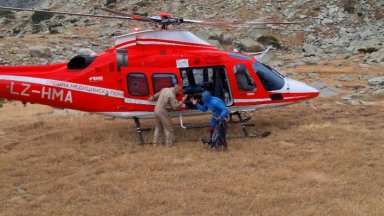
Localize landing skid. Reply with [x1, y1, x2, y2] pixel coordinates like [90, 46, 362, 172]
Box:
[132, 112, 271, 145]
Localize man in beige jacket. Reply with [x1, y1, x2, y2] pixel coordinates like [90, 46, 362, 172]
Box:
[149, 85, 187, 147]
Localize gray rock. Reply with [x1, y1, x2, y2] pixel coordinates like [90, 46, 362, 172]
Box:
[237, 38, 263, 52]
[305, 34, 317, 44]
[320, 86, 340, 97]
[245, 29, 268, 40]
[310, 81, 340, 97]
[335, 75, 354, 82]
[368, 76, 384, 86]
[195, 29, 223, 42]
[307, 72, 320, 78]
[207, 39, 221, 48]
[303, 57, 319, 65]
[349, 38, 381, 52]
[359, 64, 370, 70]
[348, 99, 362, 106]
[373, 88, 384, 95]
[303, 43, 318, 56]
[364, 49, 384, 63]
[310, 81, 327, 90]
[29, 46, 51, 58]
[16, 187, 25, 194]
[332, 38, 350, 48]
[0, 0, 40, 8]
[221, 34, 234, 46]
[343, 53, 353, 59]
[321, 19, 334, 25]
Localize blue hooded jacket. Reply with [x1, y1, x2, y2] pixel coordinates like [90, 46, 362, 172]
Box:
[196, 91, 229, 126]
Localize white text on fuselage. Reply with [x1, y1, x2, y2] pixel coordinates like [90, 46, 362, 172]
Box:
[9, 81, 73, 103]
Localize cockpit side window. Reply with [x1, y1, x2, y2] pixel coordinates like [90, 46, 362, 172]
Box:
[252, 62, 285, 91]
[234, 64, 256, 92]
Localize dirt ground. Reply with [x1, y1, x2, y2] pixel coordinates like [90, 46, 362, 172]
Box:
[1, 59, 384, 215]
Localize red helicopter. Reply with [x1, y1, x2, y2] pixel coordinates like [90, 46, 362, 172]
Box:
[0, 6, 319, 143]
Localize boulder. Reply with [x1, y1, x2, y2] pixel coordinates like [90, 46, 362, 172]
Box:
[237, 37, 263, 52]
[335, 75, 354, 82]
[367, 76, 384, 86]
[321, 18, 334, 25]
[195, 29, 223, 42]
[221, 34, 234, 46]
[245, 29, 268, 41]
[303, 57, 319, 65]
[29, 46, 51, 58]
[364, 49, 384, 63]
[310, 81, 340, 97]
[319, 86, 340, 97]
[303, 43, 319, 56]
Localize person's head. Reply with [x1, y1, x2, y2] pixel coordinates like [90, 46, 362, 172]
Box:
[174, 85, 183, 95]
[202, 91, 212, 102]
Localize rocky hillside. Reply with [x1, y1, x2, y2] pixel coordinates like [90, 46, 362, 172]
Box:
[0, 0, 383, 65]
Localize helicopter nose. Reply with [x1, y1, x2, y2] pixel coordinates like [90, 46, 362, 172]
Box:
[287, 79, 319, 99]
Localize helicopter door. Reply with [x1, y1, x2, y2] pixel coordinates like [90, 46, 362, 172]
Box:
[180, 66, 233, 107]
[233, 64, 257, 98]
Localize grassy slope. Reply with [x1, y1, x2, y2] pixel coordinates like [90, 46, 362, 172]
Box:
[0, 59, 383, 215]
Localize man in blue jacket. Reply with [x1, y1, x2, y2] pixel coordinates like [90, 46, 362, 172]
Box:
[191, 91, 229, 148]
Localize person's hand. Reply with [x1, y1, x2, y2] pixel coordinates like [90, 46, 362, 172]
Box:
[182, 94, 188, 102]
[191, 97, 197, 105]
[148, 96, 153, 101]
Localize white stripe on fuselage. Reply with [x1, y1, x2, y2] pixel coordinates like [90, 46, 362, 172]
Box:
[0, 75, 124, 98]
[234, 98, 271, 103]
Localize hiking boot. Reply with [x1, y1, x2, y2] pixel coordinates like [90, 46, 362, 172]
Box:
[202, 137, 211, 144]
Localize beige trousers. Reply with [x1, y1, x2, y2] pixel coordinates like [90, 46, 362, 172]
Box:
[153, 110, 174, 146]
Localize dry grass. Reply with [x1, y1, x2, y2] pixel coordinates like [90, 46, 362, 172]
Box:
[1, 59, 384, 215]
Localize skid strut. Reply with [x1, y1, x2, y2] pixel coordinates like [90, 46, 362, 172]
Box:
[231, 112, 256, 138]
[133, 117, 151, 145]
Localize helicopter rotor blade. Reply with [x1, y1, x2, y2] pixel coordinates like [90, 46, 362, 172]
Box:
[101, 8, 301, 28]
[100, 8, 158, 22]
[0, 6, 153, 22]
[0, 5, 302, 30]
[182, 18, 301, 27]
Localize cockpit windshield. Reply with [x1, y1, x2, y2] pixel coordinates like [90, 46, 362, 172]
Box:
[252, 62, 285, 91]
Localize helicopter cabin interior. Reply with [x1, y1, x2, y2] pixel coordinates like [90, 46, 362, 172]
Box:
[180, 66, 233, 109]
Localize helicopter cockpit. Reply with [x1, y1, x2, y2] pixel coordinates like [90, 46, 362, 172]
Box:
[252, 62, 285, 91]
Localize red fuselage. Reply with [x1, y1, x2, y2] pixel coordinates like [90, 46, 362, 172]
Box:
[0, 30, 319, 118]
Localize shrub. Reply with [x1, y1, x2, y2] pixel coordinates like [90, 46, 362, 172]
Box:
[0, 10, 15, 19]
[358, 47, 379, 54]
[257, 36, 281, 49]
[340, 0, 357, 14]
[135, 0, 151, 8]
[104, 0, 117, 8]
[104, 0, 117, 6]
[31, 11, 54, 23]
